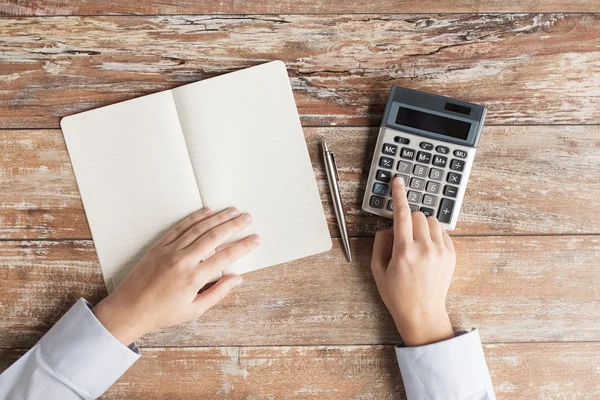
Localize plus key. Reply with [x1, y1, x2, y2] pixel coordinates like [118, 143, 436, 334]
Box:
[437, 198, 455, 224]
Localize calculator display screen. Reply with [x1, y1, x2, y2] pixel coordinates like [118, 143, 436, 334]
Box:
[395, 106, 471, 140]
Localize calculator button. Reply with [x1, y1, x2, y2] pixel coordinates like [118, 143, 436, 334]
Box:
[450, 159, 465, 172]
[394, 136, 410, 144]
[422, 194, 438, 207]
[409, 177, 425, 190]
[416, 151, 432, 164]
[370, 195, 385, 209]
[413, 164, 429, 178]
[400, 148, 415, 160]
[435, 145, 450, 154]
[432, 155, 447, 168]
[407, 191, 422, 204]
[397, 160, 412, 174]
[387, 200, 394, 211]
[419, 142, 433, 150]
[437, 198, 455, 223]
[379, 156, 394, 169]
[382, 143, 398, 156]
[373, 182, 389, 196]
[443, 185, 459, 198]
[429, 168, 444, 181]
[409, 204, 420, 212]
[447, 172, 462, 185]
[425, 181, 441, 194]
[454, 149, 468, 158]
[375, 169, 392, 183]
[395, 174, 410, 186]
[420, 207, 435, 217]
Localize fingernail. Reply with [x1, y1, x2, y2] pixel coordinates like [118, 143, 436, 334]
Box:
[394, 177, 404, 186]
[202, 207, 211, 214]
[229, 207, 239, 216]
[231, 276, 243, 288]
[243, 213, 253, 223]
[251, 234, 261, 243]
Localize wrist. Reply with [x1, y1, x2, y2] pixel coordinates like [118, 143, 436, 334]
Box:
[93, 296, 145, 345]
[395, 308, 454, 347]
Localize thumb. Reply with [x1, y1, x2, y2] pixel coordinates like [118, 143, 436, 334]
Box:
[192, 275, 243, 316]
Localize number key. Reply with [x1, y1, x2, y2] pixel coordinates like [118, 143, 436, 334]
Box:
[429, 168, 444, 181]
[370, 195, 385, 209]
[422, 194, 438, 207]
[407, 190, 422, 204]
[413, 164, 428, 178]
[410, 177, 425, 190]
[397, 160, 412, 173]
[425, 181, 440, 194]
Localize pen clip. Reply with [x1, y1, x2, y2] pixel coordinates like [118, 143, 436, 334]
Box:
[330, 152, 340, 182]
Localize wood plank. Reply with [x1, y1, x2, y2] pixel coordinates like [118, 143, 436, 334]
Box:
[1, 14, 600, 128]
[2, 342, 599, 399]
[2, 236, 599, 348]
[2, 126, 599, 239]
[2, 0, 599, 15]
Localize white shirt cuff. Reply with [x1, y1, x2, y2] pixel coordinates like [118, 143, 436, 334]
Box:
[395, 329, 495, 400]
[39, 298, 141, 398]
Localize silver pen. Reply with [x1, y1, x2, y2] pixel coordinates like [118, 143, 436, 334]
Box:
[322, 140, 352, 263]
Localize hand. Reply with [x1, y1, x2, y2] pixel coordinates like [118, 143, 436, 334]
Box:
[371, 177, 456, 347]
[93, 207, 260, 345]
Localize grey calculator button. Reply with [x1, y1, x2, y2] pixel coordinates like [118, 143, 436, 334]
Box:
[400, 147, 415, 160]
[373, 182, 389, 196]
[387, 200, 393, 211]
[420, 142, 433, 150]
[436, 145, 449, 154]
[420, 207, 435, 217]
[407, 190, 422, 204]
[422, 194, 438, 207]
[454, 149, 468, 159]
[394, 174, 410, 186]
[397, 160, 412, 174]
[376, 169, 392, 183]
[447, 172, 462, 185]
[432, 155, 447, 168]
[416, 151, 432, 164]
[437, 198, 455, 223]
[409, 204, 419, 212]
[443, 185, 458, 198]
[370, 195, 385, 209]
[394, 136, 410, 144]
[450, 159, 465, 172]
[413, 164, 429, 178]
[425, 181, 440, 194]
[379, 156, 394, 169]
[410, 177, 425, 190]
[429, 168, 444, 181]
[382, 143, 398, 156]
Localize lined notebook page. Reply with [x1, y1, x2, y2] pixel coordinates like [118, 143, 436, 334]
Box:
[61, 91, 203, 292]
[173, 61, 331, 276]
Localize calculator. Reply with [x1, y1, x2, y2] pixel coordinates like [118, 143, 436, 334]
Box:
[361, 86, 487, 230]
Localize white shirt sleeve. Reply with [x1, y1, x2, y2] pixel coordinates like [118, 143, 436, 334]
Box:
[396, 329, 495, 400]
[0, 298, 140, 400]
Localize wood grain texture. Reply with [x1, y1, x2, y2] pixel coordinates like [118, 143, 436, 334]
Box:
[2, 342, 600, 399]
[2, 126, 599, 239]
[2, 236, 599, 348]
[2, 0, 599, 16]
[1, 14, 600, 128]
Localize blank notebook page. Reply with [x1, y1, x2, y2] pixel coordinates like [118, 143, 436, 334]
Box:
[173, 61, 332, 276]
[61, 91, 203, 292]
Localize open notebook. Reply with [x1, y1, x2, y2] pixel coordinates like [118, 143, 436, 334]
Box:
[61, 61, 332, 293]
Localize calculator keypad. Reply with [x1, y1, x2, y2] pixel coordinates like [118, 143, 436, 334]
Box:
[367, 131, 473, 228]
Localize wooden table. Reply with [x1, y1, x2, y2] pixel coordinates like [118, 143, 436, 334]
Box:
[1, 1, 600, 398]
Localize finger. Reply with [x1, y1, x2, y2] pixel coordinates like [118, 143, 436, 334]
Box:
[194, 234, 261, 281]
[174, 207, 241, 249]
[371, 228, 394, 282]
[192, 274, 243, 316]
[411, 211, 430, 242]
[159, 208, 212, 246]
[426, 216, 444, 245]
[391, 177, 413, 246]
[442, 229, 455, 253]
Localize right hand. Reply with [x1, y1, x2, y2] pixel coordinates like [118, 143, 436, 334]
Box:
[93, 207, 260, 345]
[371, 177, 456, 346]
